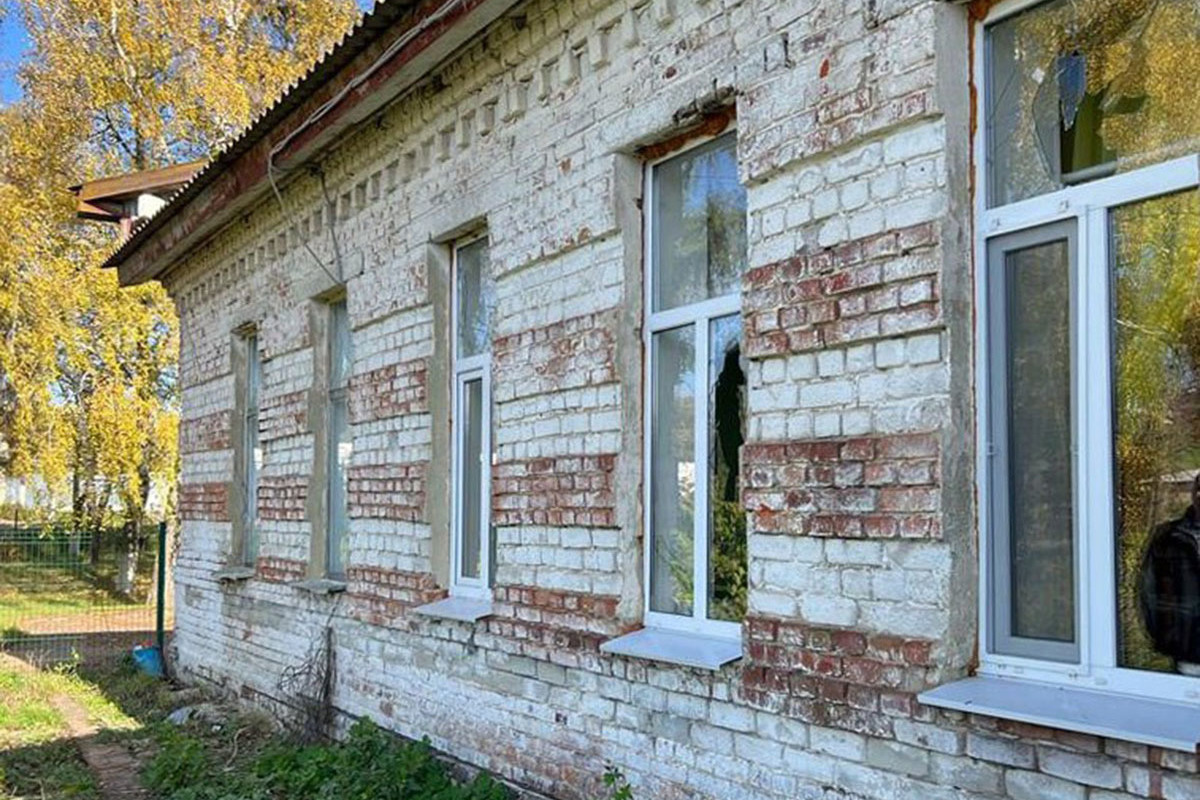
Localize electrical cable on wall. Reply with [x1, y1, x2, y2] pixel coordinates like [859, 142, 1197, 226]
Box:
[265, 0, 468, 286]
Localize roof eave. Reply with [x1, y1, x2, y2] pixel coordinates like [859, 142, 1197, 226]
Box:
[109, 0, 521, 287]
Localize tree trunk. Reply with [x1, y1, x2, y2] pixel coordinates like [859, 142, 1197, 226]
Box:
[114, 523, 139, 598]
[70, 437, 84, 559]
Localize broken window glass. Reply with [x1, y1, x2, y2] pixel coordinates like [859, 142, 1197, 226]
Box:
[987, 0, 1200, 207]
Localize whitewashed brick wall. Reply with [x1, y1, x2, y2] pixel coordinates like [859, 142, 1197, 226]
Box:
[163, 1, 1200, 798]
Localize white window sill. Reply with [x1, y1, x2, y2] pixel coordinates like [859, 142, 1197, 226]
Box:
[412, 596, 494, 622]
[919, 676, 1200, 752]
[600, 627, 742, 671]
[290, 578, 347, 595]
[212, 566, 256, 583]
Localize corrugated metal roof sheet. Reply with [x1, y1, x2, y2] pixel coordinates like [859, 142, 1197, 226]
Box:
[102, 0, 420, 270]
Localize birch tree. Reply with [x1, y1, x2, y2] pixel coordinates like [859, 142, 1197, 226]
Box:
[0, 0, 359, 593]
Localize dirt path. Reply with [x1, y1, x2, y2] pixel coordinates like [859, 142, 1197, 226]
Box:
[49, 693, 149, 799]
[18, 607, 161, 635]
[0, 653, 149, 799]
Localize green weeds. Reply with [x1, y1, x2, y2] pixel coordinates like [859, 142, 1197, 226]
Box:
[144, 719, 509, 800]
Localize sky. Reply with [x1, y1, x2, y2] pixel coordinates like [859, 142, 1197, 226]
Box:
[0, 1, 375, 107]
[0, 3, 29, 106]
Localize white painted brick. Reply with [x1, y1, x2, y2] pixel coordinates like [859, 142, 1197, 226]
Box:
[1038, 749, 1123, 790]
[1005, 770, 1087, 800]
[800, 594, 858, 627]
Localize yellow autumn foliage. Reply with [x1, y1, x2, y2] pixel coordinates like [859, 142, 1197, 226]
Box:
[0, 0, 360, 529]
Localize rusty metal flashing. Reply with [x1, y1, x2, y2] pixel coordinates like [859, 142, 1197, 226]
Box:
[72, 160, 204, 222]
[70, 161, 204, 204]
[105, 0, 517, 286]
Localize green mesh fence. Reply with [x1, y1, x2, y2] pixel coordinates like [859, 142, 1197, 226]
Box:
[0, 526, 169, 666]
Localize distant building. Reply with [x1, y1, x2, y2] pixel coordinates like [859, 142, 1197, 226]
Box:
[71, 160, 202, 239]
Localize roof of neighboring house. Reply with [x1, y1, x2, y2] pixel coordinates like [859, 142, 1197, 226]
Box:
[70, 161, 205, 222]
[104, 0, 518, 286]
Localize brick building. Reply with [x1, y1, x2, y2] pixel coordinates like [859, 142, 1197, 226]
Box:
[104, 0, 1200, 797]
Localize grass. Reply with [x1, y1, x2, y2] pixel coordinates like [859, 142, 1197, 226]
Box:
[0, 559, 151, 617]
[143, 721, 513, 800]
[0, 656, 633, 800]
[0, 741, 98, 800]
[0, 653, 169, 799]
[0, 663, 137, 749]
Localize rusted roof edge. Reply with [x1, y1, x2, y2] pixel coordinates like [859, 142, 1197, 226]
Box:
[102, 0, 436, 280]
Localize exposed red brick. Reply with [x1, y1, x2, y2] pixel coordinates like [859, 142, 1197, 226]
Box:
[180, 411, 232, 454]
[488, 585, 623, 662]
[179, 482, 229, 521]
[492, 309, 618, 400]
[739, 616, 937, 737]
[348, 462, 427, 522]
[744, 433, 941, 539]
[256, 556, 306, 584]
[258, 476, 308, 522]
[492, 454, 617, 528]
[349, 358, 428, 423]
[743, 222, 941, 357]
[260, 390, 308, 441]
[346, 566, 444, 626]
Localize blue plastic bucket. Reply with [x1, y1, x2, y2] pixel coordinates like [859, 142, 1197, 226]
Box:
[132, 644, 165, 678]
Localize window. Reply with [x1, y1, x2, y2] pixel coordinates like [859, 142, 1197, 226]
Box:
[986, 0, 1200, 206]
[241, 332, 262, 566]
[452, 237, 494, 599]
[978, 0, 1200, 701]
[326, 299, 352, 579]
[645, 131, 748, 639]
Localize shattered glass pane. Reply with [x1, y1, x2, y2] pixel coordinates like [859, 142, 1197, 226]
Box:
[987, 0, 1200, 207]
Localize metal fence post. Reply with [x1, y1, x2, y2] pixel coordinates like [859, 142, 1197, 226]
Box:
[156, 521, 167, 655]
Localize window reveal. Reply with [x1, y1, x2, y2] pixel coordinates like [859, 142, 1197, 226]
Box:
[452, 237, 493, 597]
[326, 299, 352, 579]
[646, 131, 748, 634]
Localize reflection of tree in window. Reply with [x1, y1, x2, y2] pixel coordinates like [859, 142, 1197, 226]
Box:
[989, 0, 1200, 205]
[709, 334, 747, 622]
[1112, 190, 1200, 672]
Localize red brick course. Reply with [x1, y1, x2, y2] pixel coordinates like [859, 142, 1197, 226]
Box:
[260, 390, 308, 441]
[349, 358, 428, 423]
[346, 566, 445, 626]
[743, 433, 941, 539]
[493, 309, 618, 400]
[348, 462, 427, 522]
[179, 411, 232, 454]
[740, 616, 938, 737]
[488, 585, 623, 661]
[258, 476, 308, 522]
[743, 222, 940, 358]
[492, 454, 617, 528]
[256, 556, 307, 584]
[179, 482, 230, 522]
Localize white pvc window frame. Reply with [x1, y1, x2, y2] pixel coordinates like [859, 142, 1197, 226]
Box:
[975, 0, 1200, 703]
[643, 128, 744, 642]
[451, 235, 493, 600]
